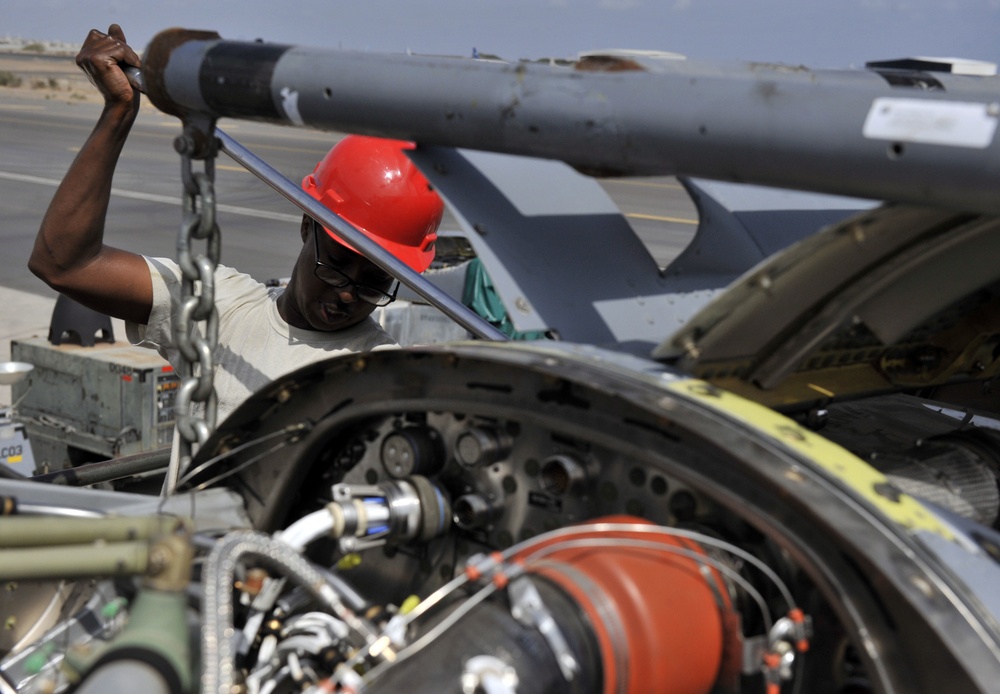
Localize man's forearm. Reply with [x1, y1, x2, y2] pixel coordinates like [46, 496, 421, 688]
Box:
[27, 96, 154, 326]
[27, 24, 154, 325]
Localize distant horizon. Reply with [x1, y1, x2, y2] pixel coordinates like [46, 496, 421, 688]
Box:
[0, 36, 81, 49]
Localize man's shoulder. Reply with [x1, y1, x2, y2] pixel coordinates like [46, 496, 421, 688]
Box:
[145, 256, 257, 285]
[214, 264, 268, 300]
[145, 255, 271, 320]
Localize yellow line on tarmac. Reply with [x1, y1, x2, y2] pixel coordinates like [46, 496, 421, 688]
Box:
[601, 178, 684, 191]
[625, 212, 698, 225]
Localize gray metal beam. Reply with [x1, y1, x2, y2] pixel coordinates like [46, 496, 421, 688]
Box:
[142, 30, 1000, 214]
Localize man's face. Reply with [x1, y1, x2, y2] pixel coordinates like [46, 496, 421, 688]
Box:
[289, 217, 396, 332]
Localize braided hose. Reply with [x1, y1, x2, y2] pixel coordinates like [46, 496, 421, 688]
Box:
[201, 530, 374, 694]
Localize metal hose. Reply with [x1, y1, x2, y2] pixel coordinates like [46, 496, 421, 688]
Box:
[277, 507, 335, 552]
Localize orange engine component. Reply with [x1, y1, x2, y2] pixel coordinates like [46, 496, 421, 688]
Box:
[517, 516, 738, 694]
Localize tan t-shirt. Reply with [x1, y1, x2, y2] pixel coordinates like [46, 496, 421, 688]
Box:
[127, 257, 396, 426]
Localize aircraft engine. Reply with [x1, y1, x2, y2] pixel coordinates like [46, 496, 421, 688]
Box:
[3, 342, 999, 694]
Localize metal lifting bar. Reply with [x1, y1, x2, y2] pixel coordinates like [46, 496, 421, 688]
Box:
[140, 29, 1000, 214]
[214, 130, 509, 341]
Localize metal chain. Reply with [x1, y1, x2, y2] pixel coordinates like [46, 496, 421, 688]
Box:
[167, 122, 221, 495]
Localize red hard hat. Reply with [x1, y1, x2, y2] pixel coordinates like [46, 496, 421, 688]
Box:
[302, 136, 444, 273]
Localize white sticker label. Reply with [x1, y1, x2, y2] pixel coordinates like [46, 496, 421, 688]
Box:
[863, 97, 998, 149]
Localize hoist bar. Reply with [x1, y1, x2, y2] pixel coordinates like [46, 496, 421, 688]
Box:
[140, 29, 1000, 214]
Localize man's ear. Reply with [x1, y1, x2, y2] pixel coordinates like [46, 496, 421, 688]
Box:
[300, 216, 312, 243]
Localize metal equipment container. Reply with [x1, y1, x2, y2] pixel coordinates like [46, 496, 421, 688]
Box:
[10, 338, 177, 472]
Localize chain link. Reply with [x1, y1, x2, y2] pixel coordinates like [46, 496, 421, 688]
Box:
[167, 122, 221, 494]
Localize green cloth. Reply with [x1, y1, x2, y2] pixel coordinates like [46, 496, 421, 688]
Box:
[462, 258, 547, 341]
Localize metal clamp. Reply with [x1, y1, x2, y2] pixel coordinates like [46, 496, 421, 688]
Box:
[508, 576, 579, 682]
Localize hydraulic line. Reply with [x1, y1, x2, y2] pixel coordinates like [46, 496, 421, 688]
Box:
[275, 476, 451, 554]
[0, 515, 185, 547]
[278, 507, 334, 552]
[8, 503, 104, 518]
[31, 448, 170, 487]
[0, 516, 191, 580]
[0, 543, 149, 580]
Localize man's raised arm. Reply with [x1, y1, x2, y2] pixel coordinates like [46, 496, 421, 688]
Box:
[29, 24, 154, 326]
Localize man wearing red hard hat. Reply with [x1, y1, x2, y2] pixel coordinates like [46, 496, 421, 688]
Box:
[284, 136, 442, 333]
[29, 25, 444, 429]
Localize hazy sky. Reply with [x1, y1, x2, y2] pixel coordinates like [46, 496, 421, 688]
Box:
[6, 0, 1000, 69]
